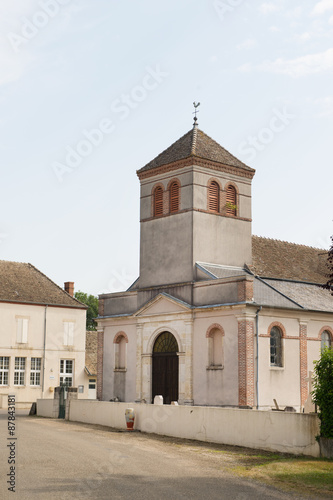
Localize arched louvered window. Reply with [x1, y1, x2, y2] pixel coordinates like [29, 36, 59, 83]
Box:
[208, 181, 219, 212]
[170, 181, 179, 213]
[226, 185, 237, 216]
[154, 186, 163, 217]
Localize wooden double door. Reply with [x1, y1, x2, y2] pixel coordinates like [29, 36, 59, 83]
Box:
[152, 332, 179, 404]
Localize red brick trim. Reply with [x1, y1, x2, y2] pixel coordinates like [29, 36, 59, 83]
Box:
[97, 329, 104, 401]
[137, 157, 255, 181]
[237, 278, 254, 302]
[113, 331, 129, 343]
[267, 321, 286, 337]
[318, 326, 333, 339]
[299, 323, 308, 407]
[238, 320, 255, 407]
[206, 323, 225, 338]
[140, 209, 252, 223]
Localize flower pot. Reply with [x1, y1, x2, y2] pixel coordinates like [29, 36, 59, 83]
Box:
[125, 408, 135, 431]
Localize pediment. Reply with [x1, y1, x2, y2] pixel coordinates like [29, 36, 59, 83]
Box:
[134, 293, 191, 317]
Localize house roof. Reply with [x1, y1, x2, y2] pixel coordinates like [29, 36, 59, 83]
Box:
[251, 236, 328, 284]
[0, 260, 86, 308]
[137, 126, 254, 174]
[85, 330, 97, 376]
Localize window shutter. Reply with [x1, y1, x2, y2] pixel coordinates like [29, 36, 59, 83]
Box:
[226, 185, 236, 215]
[64, 322, 69, 345]
[17, 318, 28, 343]
[208, 182, 219, 212]
[64, 322, 74, 346]
[68, 322, 74, 345]
[170, 182, 179, 213]
[154, 187, 163, 216]
[22, 319, 28, 343]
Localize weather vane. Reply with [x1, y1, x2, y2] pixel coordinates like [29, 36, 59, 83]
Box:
[193, 101, 200, 126]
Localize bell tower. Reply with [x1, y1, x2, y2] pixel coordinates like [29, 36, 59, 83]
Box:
[136, 122, 255, 289]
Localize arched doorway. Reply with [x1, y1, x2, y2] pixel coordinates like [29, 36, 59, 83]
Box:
[152, 331, 179, 404]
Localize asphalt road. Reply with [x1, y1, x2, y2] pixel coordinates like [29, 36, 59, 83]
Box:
[0, 409, 309, 500]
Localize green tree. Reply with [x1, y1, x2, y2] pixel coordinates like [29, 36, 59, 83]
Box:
[323, 235, 333, 296]
[312, 347, 333, 438]
[74, 291, 98, 331]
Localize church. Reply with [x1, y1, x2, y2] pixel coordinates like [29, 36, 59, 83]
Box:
[96, 119, 333, 411]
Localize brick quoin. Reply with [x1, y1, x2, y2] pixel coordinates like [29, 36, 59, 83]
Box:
[299, 323, 308, 407]
[97, 329, 104, 401]
[238, 320, 255, 407]
[237, 279, 254, 302]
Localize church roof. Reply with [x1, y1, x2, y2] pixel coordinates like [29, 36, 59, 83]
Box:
[0, 260, 86, 308]
[250, 236, 328, 285]
[137, 126, 254, 174]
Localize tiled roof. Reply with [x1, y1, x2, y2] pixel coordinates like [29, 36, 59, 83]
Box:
[0, 260, 86, 308]
[137, 127, 254, 173]
[262, 279, 333, 312]
[251, 236, 328, 284]
[85, 330, 97, 376]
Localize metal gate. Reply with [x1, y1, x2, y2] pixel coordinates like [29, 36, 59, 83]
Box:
[58, 385, 66, 419]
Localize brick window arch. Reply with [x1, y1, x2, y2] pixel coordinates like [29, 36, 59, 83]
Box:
[226, 184, 237, 216]
[153, 186, 163, 217]
[208, 181, 219, 213]
[169, 181, 180, 213]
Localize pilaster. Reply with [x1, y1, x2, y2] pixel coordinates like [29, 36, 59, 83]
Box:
[299, 321, 308, 408]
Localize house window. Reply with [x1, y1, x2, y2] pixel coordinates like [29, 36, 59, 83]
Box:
[63, 322, 75, 346]
[14, 357, 26, 386]
[16, 318, 28, 343]
[170, 181, 180, 213]
[30, 358, 41, 386]
[321, 331, 332, 350]
[0, 357, 9, 385]
[270, 326, 283, 367]
[154, 186, 163, 217]
[114, 335, 127, 369]
[226, 185, 237, 216]
[60, 359, 73, 387]
[208, 181, 219, 212]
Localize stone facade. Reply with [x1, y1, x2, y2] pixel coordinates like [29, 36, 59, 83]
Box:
[97, 125, 333, 410]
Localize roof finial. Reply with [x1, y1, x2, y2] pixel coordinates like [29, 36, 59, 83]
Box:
[193, 101, 200, 127]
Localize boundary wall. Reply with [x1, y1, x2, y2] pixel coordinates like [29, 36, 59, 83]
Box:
[37, 399, 320, 457]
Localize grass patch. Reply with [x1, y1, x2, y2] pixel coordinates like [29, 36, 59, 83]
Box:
[233, 458, 333, 497]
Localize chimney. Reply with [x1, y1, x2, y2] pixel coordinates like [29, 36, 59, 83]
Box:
[64, 282, 74, 297]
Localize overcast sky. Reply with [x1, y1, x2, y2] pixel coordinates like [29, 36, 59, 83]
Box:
[0, 0, 332, 296]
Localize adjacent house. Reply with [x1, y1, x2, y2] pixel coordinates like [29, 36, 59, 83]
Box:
[0, 261, 87, 408]
[96, 123, 333, 411]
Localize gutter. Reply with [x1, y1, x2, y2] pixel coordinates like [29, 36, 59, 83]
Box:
[41, 305, 48, 396]
[255, 306, 262, 410]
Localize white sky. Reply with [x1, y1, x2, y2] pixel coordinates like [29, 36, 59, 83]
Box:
[0, 0, 332, 296]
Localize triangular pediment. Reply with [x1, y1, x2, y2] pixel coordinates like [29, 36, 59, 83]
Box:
[134, 293, 191, 317]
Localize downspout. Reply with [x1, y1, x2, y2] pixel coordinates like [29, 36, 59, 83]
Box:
[255, 305, 262, 410]
[41, 305, 48, 397]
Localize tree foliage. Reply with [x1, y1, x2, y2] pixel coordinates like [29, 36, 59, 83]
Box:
[74, 291, 98, 331]
[323, 235, 333, 296]
[312, 347, 333, 438]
